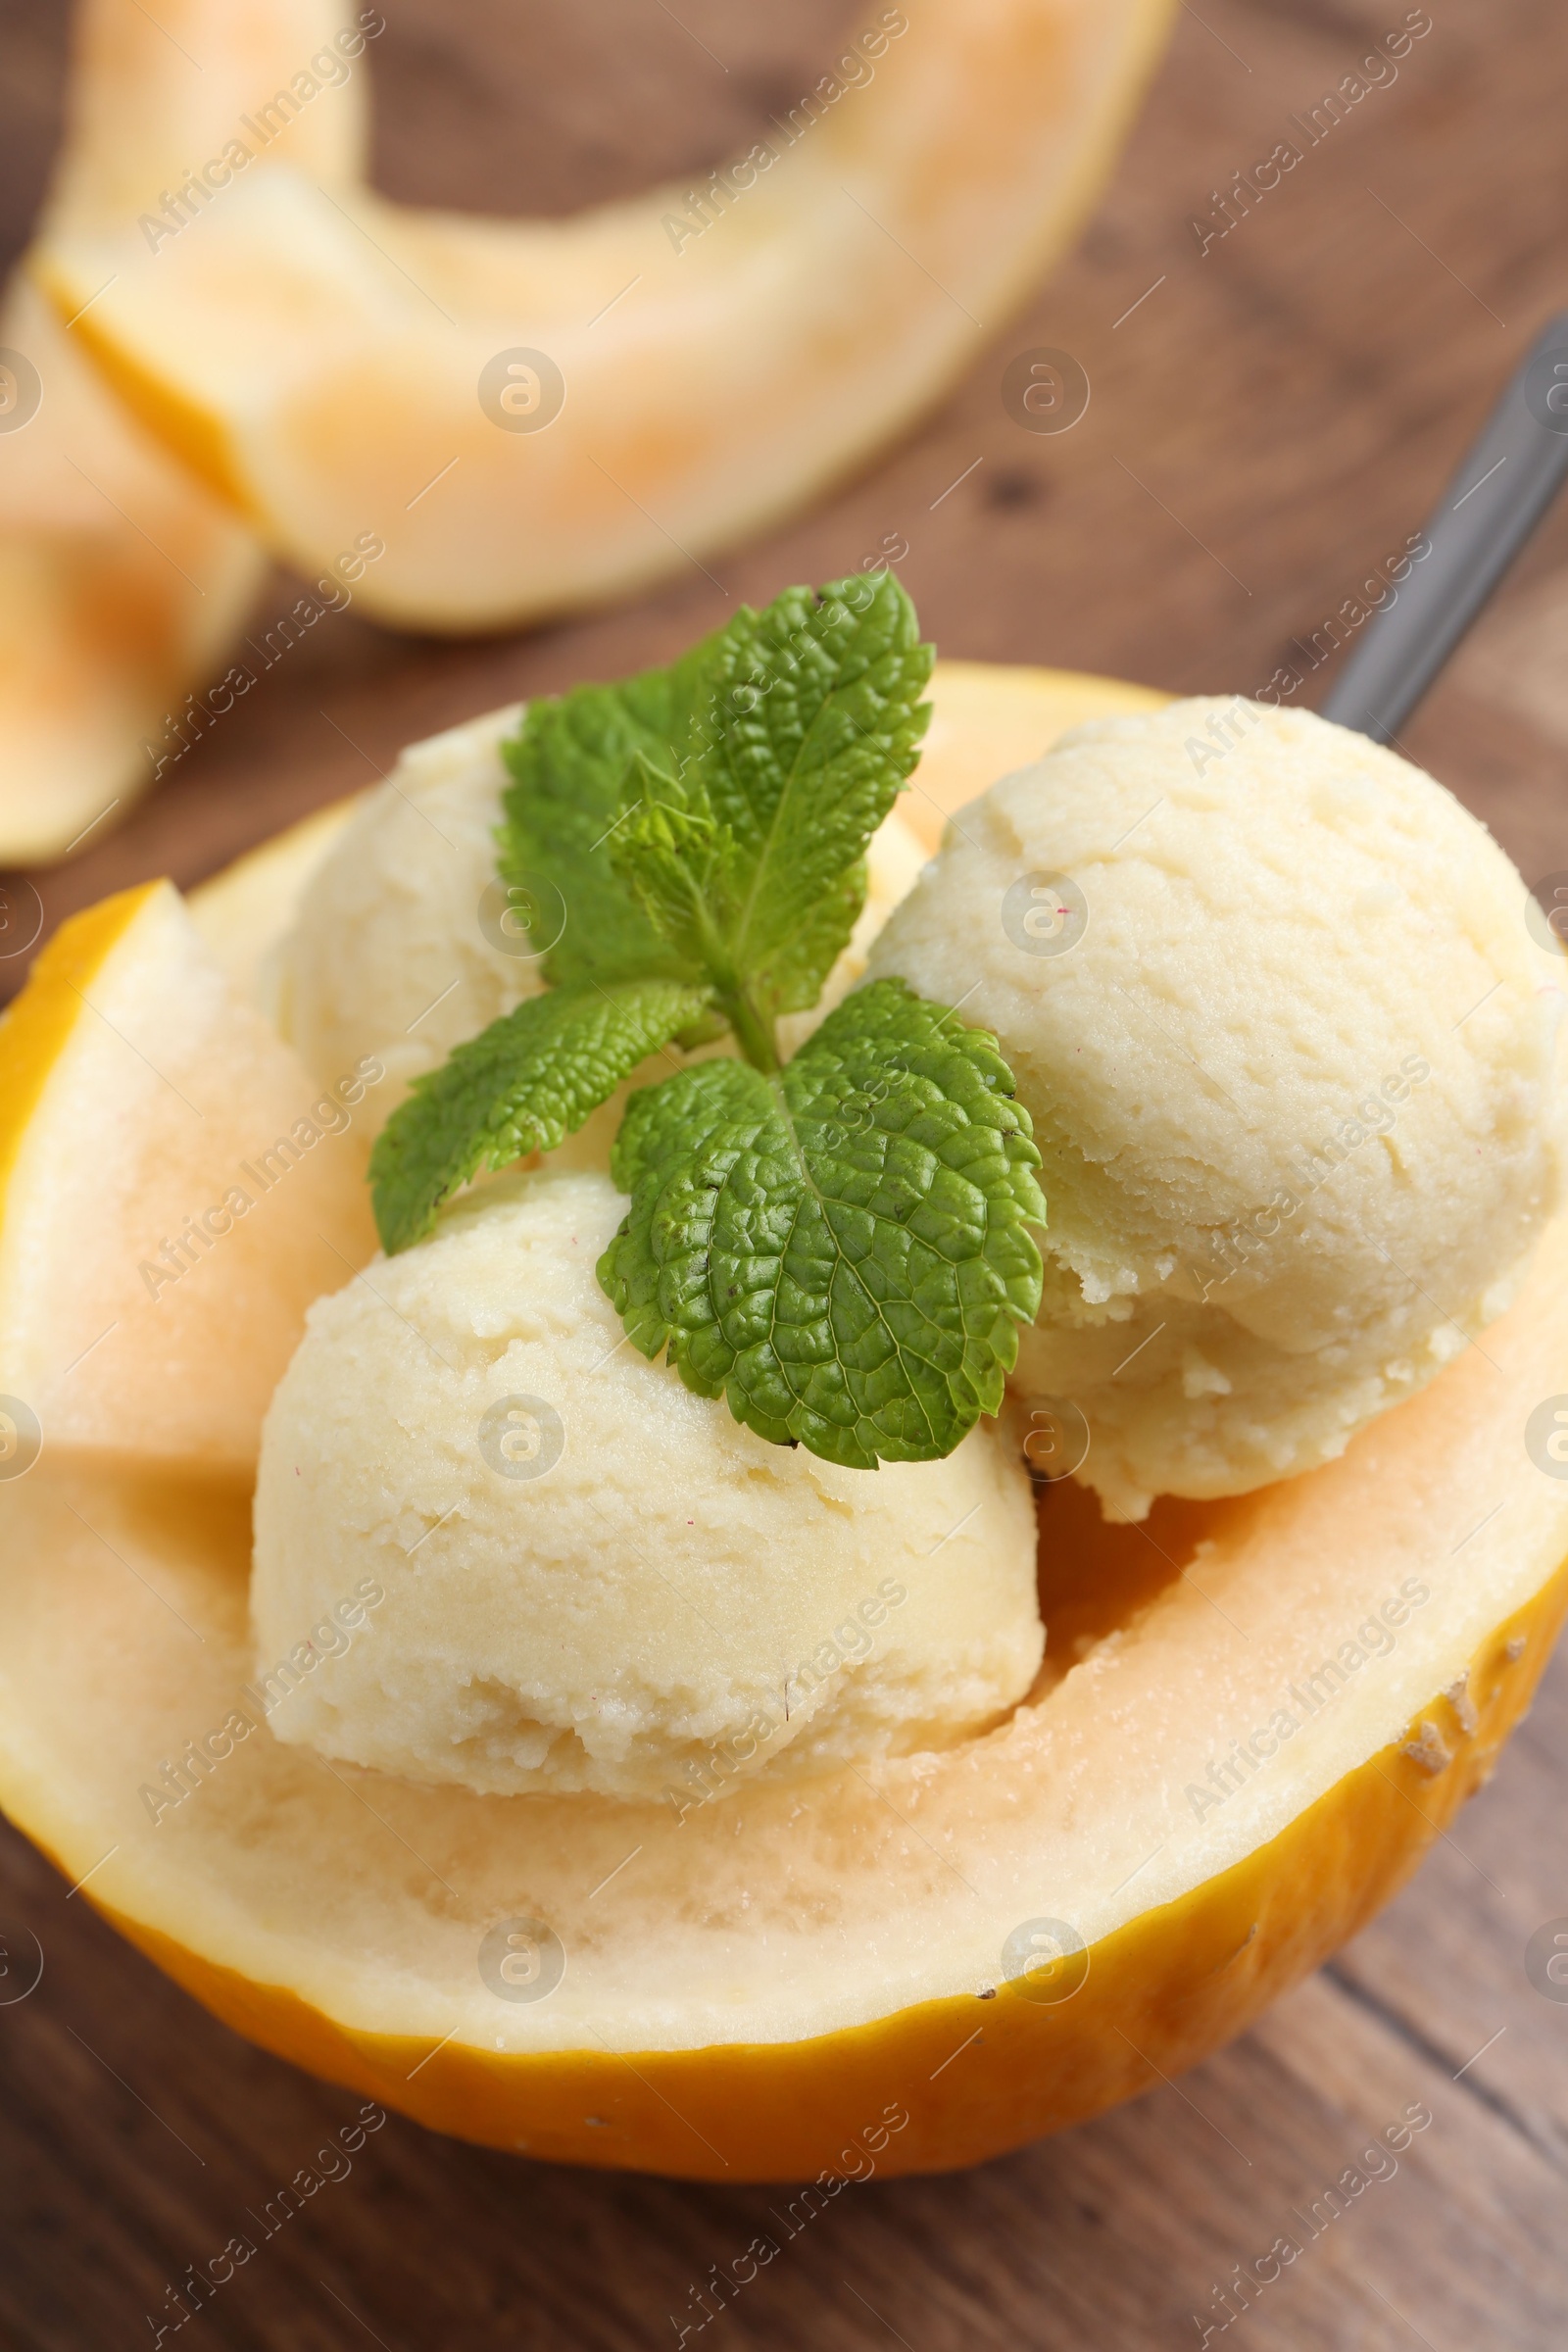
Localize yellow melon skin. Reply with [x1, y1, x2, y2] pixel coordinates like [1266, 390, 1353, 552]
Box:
[35, 0, 1177, 632]
[74, 1567, 1562, 2183]
[3, 661, 1564, 2188]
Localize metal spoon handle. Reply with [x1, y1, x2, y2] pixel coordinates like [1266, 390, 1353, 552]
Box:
[1320, 312, 1568, 744]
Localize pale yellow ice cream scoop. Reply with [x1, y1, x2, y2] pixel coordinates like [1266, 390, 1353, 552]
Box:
[251, 1169, 1044, 1799]
[271, 703, 927, 1147]
[867, 698, 1568, 1520]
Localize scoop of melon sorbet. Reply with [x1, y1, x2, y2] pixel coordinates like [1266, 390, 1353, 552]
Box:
[270, 703, 927, 1145]
[868, 699, 1568, 1521]
[251, 1169, 1043, 1799]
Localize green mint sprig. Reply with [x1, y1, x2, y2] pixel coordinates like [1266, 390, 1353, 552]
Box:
[499, 570, 936, 1032]
[369, 978, 711, 1256]
[601, 980, 1047, 1469]
[368, 573, 1047, 1468]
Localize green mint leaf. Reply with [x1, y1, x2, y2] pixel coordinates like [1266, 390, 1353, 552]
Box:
[370, 977, 711, 1253]
[497, 573, 931, 1028]
[597, 979, 1045, 1468]
[498, 629, 732, 990]
[694, 572, 933, 1020]
[609, 1055, 770, 1196]
[606, 755, 743, 984]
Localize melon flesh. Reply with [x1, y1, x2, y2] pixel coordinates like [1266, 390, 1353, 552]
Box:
[2, 1212, 1563, 2066]
[41, 0, 370, 234]
[0, 883, 377, 1470]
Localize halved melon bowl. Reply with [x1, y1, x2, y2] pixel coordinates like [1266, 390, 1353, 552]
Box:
[1, 662, 1562, 2181]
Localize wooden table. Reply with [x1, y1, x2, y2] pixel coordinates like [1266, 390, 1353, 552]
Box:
[4, 3, 1568, 2344]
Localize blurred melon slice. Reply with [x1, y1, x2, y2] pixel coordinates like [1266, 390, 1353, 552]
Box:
[35, 0, 1176, 631]
[0, 879, 376, 1472]
[0, 1, 372, 861]
[40, 0, 371, 237]
[0, 279, 263, 863]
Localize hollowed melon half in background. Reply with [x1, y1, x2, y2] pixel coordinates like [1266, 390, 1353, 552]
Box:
[0, 1, 369, 861]
[1, 662, 1563, 2182]
[35, 0, 1177, 631]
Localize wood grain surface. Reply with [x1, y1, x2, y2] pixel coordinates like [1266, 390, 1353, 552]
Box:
[4, 2, 1568, 2346]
